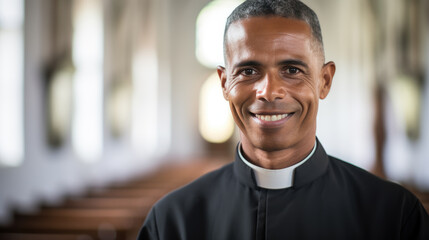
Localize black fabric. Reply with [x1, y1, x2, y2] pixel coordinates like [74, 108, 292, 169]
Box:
[255, 189, 267, 240]
[138, 140, 429, 240]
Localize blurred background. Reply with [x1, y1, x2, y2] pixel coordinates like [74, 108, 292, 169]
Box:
[0, 0, 428, 238]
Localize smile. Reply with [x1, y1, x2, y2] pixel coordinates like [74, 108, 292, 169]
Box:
[255, 113, 290, 122]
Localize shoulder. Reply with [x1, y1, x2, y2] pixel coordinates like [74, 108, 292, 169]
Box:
[327, 155, 419, 209]
[141, 162, 234, 238]
[327, 156, 429, 237]
[139, 162, 237, 239]
[152, 162, 234, 214]
[328, 156, 411, 193]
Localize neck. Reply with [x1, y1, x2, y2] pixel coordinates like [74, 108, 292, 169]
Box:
[240, 136, 316, 170]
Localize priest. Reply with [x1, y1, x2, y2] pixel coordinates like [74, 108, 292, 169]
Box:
[138, 0, 429, 239]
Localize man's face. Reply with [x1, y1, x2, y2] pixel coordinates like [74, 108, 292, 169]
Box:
[218, 17, 335, 153]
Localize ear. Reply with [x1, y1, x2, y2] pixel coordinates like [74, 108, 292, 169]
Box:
[319, 61, 336, 99]
[217, 66, 229, 101]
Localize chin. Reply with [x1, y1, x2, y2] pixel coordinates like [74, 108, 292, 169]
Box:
[253, 135, 296, 152]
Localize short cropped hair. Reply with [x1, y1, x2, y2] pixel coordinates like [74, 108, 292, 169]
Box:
[224, 0, 325, 61]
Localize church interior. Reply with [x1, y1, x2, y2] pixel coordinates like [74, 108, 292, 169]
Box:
[0, 0, 428, 239]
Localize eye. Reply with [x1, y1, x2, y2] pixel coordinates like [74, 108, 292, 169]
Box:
[285, 67, 300, 74]
[241, 68, 257, 76]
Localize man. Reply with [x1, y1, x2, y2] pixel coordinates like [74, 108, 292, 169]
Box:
[139, 0, 429, 239]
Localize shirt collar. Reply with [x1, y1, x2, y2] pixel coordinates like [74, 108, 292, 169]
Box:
[238, 141, 317, 190]
[234, 138, 329, 190]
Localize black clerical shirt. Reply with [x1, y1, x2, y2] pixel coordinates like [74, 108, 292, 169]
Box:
[138, 140, 429, 239]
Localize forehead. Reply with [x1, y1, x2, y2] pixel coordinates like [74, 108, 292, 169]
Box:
[225, 17, 314, 65]
[228, 16, 312, 38]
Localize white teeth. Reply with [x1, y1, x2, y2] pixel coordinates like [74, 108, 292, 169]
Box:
[255, 114, 289, 121]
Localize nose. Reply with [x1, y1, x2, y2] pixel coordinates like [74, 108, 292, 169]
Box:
[255, 73, 286, 102]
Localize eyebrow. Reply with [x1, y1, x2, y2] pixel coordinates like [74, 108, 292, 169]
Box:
[233, 60, 263, 69]
[278, 59, 309, 70]
[232, 59, 309, 70]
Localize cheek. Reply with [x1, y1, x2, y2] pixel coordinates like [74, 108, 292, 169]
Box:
[227, 85, 253, 123]
[301, 91, 319, 122]
[291, 82, 319, 115]
[228, 96, 247, 133]
[227, 84, 252, 109]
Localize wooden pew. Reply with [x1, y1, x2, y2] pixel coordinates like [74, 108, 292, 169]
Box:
[49, 196, 155, 210]
[0, 159, 226, 239]
[0, 233, 93, 240]
[1, 205, 145, 239]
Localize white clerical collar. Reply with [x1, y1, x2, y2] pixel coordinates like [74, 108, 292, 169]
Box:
[238, 141, 317, 189]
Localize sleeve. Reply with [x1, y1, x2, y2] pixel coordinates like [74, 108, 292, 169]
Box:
[400, 200, 429, 240]
[137, 207, 160, 240]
